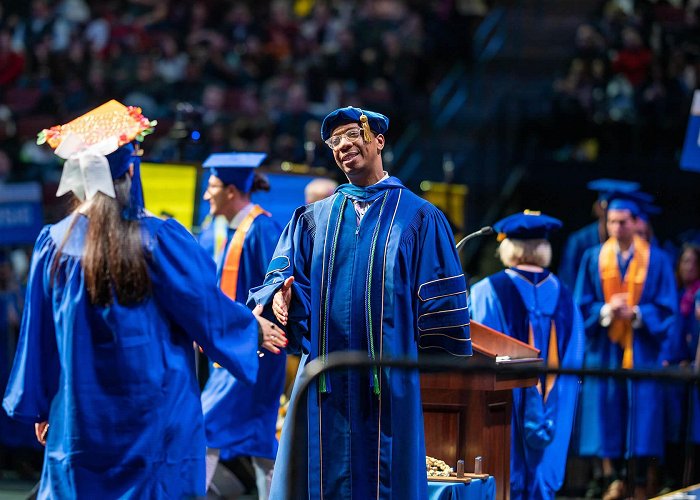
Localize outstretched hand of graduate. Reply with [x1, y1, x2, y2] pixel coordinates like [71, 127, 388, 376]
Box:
[35, 421, 49, 446]
[253, 304, 287, 354]
[272, 276, 294, 326]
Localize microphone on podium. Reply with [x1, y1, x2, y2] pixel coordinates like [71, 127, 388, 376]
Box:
[456, 226, 494, 254]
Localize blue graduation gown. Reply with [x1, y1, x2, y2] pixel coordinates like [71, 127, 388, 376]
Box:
[558, 222, 602, 291]
[249, 177, 472, 500]
[201, 213, 286, 460]
[574, 243, 678, 458]
[3, 214, 260, 499]
[661, 284, 700, 444]
[469, 268, 584, 500]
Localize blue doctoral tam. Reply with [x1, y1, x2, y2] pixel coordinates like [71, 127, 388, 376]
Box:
[494, 210, 563, 240]
[587, 178, 640, 202]
[203, 152, 267, 193]
[321, 106, 389, 141]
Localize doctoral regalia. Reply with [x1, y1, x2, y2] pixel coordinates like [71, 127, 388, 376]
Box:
[249, 177, 472, 500]
[470, 268, 584, 499]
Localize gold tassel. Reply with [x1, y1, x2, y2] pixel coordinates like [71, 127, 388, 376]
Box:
[360, 112, 372, 143]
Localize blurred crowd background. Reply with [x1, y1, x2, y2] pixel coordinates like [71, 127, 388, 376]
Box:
[1, 0, 700, 495]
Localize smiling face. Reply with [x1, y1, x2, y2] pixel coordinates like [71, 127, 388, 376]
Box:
[330, 123, 385, 186]
[203, 174, 235, 218]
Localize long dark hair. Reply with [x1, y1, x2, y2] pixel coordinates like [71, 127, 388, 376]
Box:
[53, 174, 151, 306]
[250, 171, 271, 193]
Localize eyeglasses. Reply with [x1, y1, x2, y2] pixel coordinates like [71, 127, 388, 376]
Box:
[206, 182, 225, 192]
[325, 128, 364, 150]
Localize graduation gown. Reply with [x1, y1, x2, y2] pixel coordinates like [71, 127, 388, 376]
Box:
[574, 241, 678, 458]
[558, 222, 602, 291]
[660, 283, 700, 445]
[248, 177, 472, 500]
[201, 212, 286, 460]
[3, 214, 260, 499]
[469, 268, 584, 500]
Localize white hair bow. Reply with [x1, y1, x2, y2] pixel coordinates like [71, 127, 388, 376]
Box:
[54, 132, 120, 201]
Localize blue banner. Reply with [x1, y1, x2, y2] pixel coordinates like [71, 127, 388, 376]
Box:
[680, 90, 700, 173]
[0, 183, 43, 245]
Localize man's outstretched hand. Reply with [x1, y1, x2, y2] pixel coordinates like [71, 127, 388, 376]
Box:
[253, 304, 288, 354]
[272, 276, 294, 326]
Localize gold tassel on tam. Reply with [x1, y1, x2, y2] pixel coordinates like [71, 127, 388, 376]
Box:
[359, 112, 373, 143]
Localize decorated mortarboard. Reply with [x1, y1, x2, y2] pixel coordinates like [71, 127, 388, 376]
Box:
[320, 106, 389, 142]
[38, 100, 156, 152]
[587, 178, 641, 202]
[494, 210, 563, 241]
[606, 190, 654, 217]
[202, 152, 267, 193]
[36, 100, 157, 219]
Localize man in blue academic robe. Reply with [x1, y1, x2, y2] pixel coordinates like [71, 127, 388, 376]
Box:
[558, 179, 640, 291]
[469, 211, 585, 500]
[249, 107, 473, 500]
[574, 192, 677, 499]
[198, 153, 285, 498]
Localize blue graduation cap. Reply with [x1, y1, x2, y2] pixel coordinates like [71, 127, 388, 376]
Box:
[321, 106, 389, 142]
[202, 152, 267, 193]
[587, 178, 641, 202]
[606, 190, 654, 217]
[493, 210, 563, 241]
[637, 202, 661, 222]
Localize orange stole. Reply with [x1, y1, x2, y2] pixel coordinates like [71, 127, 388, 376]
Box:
[598, 236, 650, 369]
[212, 205, 268, 369]
[529, 322, 559, 403]
[219, 205, 269, 300]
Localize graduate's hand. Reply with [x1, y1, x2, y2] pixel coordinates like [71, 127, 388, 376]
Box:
[35, 421, 49, 446]
[609, 292, 629, 311]
[254, 304, 287, 354]
[614, 304, 634, 320]
[272, 276, 294, 326]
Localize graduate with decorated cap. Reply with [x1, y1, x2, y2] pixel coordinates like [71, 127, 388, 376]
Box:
[197, 152, 285, 499]
[249, 106, 472, 499]
[2, 102, 286, 498]
[469, 211, 585, 500]
[558, 178, 641, 290]
[574, 190, 678, 499]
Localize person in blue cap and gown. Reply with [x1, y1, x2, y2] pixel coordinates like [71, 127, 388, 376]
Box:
[469, 211, 585, 500]
[249, 106, 473, 500]
[658, 243, 700, 491]
[198, 152, 285, 499]
[558, 179, 640, 291]
[574, 191, 677, 500]
[2, 103, 286, 499]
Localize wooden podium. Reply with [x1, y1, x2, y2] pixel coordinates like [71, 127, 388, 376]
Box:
[421, 321, 543, 500]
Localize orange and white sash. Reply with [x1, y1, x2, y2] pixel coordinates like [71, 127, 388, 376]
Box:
[219, 204, 269, 300]
[212, 205, 268, 369]
[598, 235, 650, 369]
